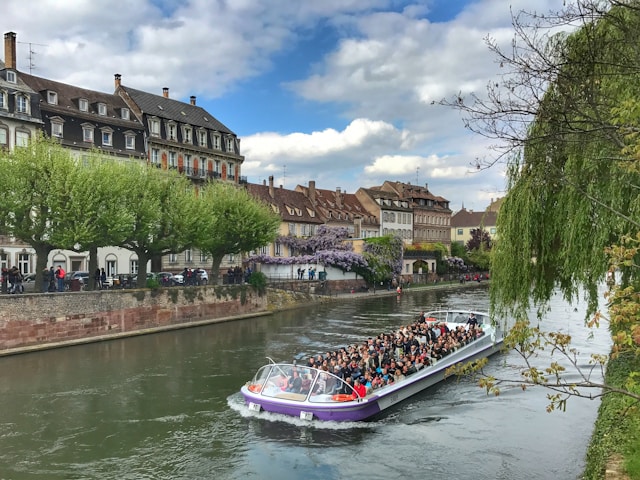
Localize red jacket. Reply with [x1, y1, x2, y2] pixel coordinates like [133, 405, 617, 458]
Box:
[352, 383, 367, 399]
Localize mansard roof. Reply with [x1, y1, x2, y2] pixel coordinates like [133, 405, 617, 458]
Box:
[245, 181, 323, 224]
[118, 85, 234, 134]
[18, 72, 142, 130]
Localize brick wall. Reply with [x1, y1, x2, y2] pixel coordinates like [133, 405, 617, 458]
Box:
[0, 286, 268, 355]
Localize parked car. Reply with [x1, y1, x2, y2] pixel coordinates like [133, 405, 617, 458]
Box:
[195, 268, 208, 285]
[64, 271, 90, 290]
[173, 272, 185, 285]
[23, 273, 36, 283]
[156, 272, 177, 287]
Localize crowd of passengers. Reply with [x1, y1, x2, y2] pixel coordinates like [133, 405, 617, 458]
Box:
[278, 312, 485, 400]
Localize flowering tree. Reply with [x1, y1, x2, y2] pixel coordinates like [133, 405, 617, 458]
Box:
[359, 235, 404, 285]
[247, 226, 368, 272]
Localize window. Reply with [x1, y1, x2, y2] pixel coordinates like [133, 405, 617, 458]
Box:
[200, 251, 208, 262]
[212, 133, 221, 150]
[79, 98, 88, 112]
[183, 126, 192, 144]
[121, 108, 130, 120]
[130, 259, 138, 275]
[16, 130, 29, 147]
[0, 90, 6, 109]
[457, 228, 463, 235]
[167, 122, 176, 141]
[490, 227, 496, 235]
[18, 253, 30, 275]
[226, 137, 234, 152]
[185, 249, 193, 263]
[185, 154, 192, 173]
[125, 132, 135, 150]
[106, 259, 117, 277]
[169, 253, 177, 264]
[227, 162, 235, 179]
[169, 151, 177, 168]
[47, 91, 58, 105]
[51, 119, 64, 138]
[6, 71, 16, 83]
[16, 94, 29, 113]
[149, 118, 160, 137]
[289, 223, 296, 235]
[214, 160, 220, 173]
[97, 103, 107, 116]
[275, 243, 282, 256]
[101, 128, 113, 146]
[199, 158, 205, 176]
[198, 130, 207, 147]
[151, 148, 159, 165]
[0, 126, 8, 148]
[82, 124, 94, 143]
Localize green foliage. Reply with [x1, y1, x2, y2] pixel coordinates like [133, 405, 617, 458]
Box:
[467, 249, 492, 271]
[248, 271, 268, 294]
[490, 3, 640, 319]
[146, 278, 161, 289]
[450, 242, 467, 259]
[360, 235, 404, 285]
[195, 182, 280, 285]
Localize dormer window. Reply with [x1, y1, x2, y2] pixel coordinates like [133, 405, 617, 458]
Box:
[50, 116, 64, 138]
[124, 131, 136, 150]
[97, 103, 107, 116]
[149, 118, 160, 137]
[198, 129, 207, 147]
[167, 122, 177, 141]
[212, 133, 221, 150]
[182, 125, 192, 144]
[79, 98, 88, 112]
[225, 136, 234, 153]
[47, 91, 58, 105]
[82, 123, 94, 143]
[16, 94, 29, 114]
[100, 127, 113, 146]
[0, 90, 6, 110]
[6, 71, 16, 83]
[121, 108, 130, 120]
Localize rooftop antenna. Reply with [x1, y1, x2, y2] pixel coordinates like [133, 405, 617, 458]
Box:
[18, 40, 48, 74]
[416, 166, 420, 185]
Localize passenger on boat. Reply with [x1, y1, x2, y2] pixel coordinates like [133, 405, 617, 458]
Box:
[466, 313, 478, 328]
[352, 378, 367, 399]
[286, 369, 302, 393]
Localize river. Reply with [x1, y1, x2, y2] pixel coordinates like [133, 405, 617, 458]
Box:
[0, 284, 611, 479]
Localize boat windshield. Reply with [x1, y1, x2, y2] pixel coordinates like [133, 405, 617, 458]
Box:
[247, 363, 359, 403]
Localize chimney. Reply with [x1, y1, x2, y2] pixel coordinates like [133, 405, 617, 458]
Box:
[4, 32, 17, 70]
[268, 175, 274, 198]
[308, 180, 316, 206]
[162, 87, 169, 98]
[114, 73, 122, 89]
[190, 96, 196, 105]
[336, 187, 343, 208]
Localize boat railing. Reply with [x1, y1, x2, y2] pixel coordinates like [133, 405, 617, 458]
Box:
[246, 363, 363, 404]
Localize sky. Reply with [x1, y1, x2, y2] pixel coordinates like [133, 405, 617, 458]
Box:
[1, 0, 569, 212]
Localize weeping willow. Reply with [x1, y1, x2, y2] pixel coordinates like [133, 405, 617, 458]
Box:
[490, 2, 640, 320]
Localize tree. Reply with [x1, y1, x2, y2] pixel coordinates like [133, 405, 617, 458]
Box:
[49, 154, 136, 289]
[466, 228, 492, 252]
[119, 164, 200, 286]
[195, 182, 281, 285]
[360, 235, 404, 288]
[444, 0, 640, 408]
[0, 135, 76, 288]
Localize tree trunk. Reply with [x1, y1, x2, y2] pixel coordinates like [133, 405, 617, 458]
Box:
[87, 245, 98, 291]
[136, 250, 150, 288]
[209, 255, 223, 285]
[33, 243, 53, 293]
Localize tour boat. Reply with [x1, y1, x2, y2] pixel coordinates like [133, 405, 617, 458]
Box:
[240, 309, 504, 422]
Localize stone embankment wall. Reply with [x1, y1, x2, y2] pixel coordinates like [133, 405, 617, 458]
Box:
[0, 286, 268, 356]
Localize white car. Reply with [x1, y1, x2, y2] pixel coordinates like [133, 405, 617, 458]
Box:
[195, 269, 208, 285]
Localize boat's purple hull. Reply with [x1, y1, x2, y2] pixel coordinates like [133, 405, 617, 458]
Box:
[240, 324, 503, 422]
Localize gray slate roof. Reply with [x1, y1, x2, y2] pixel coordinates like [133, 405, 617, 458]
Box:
[120, 86, 234, 134]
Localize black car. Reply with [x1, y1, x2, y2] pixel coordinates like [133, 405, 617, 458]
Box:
[64, 271, 90, 290]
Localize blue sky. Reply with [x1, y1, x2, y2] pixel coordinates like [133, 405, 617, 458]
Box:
[1, 0, 567, 211]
